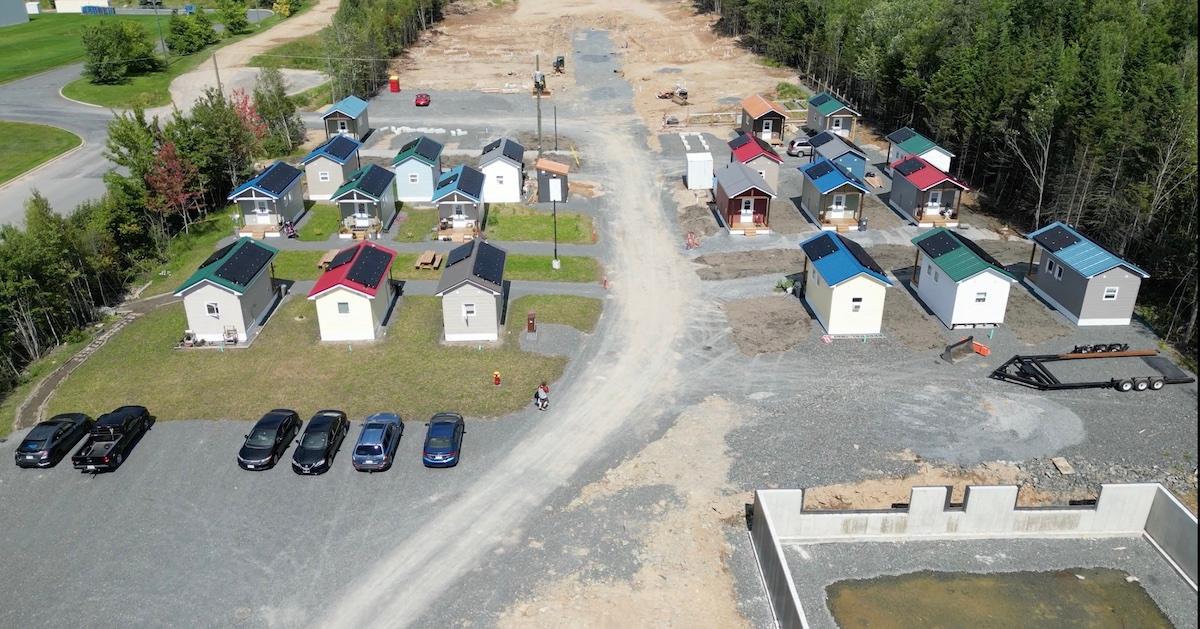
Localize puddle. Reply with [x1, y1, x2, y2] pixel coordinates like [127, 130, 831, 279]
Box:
[827, 568, 1173, 628]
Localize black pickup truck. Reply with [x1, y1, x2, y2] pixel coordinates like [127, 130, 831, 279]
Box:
[71, 406, 152, 472]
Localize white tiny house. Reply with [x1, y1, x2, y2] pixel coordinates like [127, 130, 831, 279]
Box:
[686, 152, 713, 190]
[911, 229, 1016, 328]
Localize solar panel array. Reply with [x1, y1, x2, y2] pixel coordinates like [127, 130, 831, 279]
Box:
[327, 245, 358, 271]
[1032, 225, 1080, 252]
[729, 133, 751, 150]
[916, 230, 961, 259]
[889, 127, 916, 143]
[810, 133, 835, 148]
[416, 137, 441, 161]
[810, 93, 831, 107]
[894, 158, 924, 176]
[458, 167, 485, 197]
[482, 138, 501, 155]
[215, 242, 274, 286]
[446, 242, 473, 268]
[501, 140, 524, 164]
[326, 136, 359, 161]
[438, 172, 460, 189]
[473, 242, 506, 286]
[807, 161, 835, 179]
[201, 242, 236, 269]
[842, 237, 884, 275]
[346, 245, 391, 289]
[801, 233, 838, 262]
[358, 165, 394, 197]
[258, 163, 301, 195]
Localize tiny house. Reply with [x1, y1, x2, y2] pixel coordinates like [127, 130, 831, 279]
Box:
[797, 159, 870, 231]
[885, 127, 954, 173]
[714, 161, 775, 235]
[729, 132, 783, 193]
[228, 161, 305, 237]
[685, 151, 714, 191]
[740, 94, 788, 144]
[1025, 222, 1149, 326]
[888, 156, 968, 227]
[433, 165, 487, 240]
[174, 238, 279, 344]
[809, 131, 867, 179]
[322, 96, 370, 140]
[479, 138, 525, 203]
[391, 135, 444, 204]
[307, 241, 398, 342]
[331, 164, 398, 237]
[435, 240, 507, 342]
[911, 228, 1016, 329]
[299, 135, 362, 201]
[798, 232, 893, 335]
[805, 92, 859, 138]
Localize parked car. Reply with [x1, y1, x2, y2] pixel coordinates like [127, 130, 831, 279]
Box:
[14, 413, 93, 468]
[138, 0, 163, 6]
[422, 413, 464, 468]
[414, 93, 431, 107]
[786, 135, 813, 157]
[352, 413, 404, 472]
[292, 410, 349, 475]
[237, 409, 301, 471]
[71, 406, 151, 473]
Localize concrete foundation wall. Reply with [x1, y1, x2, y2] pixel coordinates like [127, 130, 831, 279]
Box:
[751, 493, 808, 629]
[1145, 486, 1199, 587]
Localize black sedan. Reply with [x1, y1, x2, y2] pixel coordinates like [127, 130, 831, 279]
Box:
[15, 413, 93, 468]
[292, 410, 349, 475]
[237, 409, 301, 471]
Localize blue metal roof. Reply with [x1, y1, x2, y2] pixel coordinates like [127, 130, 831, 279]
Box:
[323, 95, 369, 119]
[799, 158, 870, 195]
[299, 135, 361, 165]
[1028, 222, 1149, 279]
[800, 232, 893, 287]
[432, 165, 484, 202]
[228, 161, 302, 200]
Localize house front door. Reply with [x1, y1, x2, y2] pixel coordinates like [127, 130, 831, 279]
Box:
[760, 119, 773, 141]
[828, 194, 847, 219]
[251, 201, 273, 225]
[927, 190, 942, 211]
[740, 198, 754, 223]
[337, 120, 349, 134]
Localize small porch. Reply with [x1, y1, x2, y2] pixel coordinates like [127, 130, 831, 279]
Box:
[339, 215, 384, 240]
[437, 219, 479, 242]
[915, 206, 960, 228]
[816, 215, 862, 233]
[237, 223, 285, 239]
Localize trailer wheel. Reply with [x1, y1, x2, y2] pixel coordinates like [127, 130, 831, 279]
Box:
[1150, 378, 1166, 391]
[1133, 378, 1150, 391]
[1115, 379, 1134, 392]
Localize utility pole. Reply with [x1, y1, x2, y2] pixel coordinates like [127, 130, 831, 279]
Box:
[553, 105, 558, 151]
[212, 53, 223, 97]
[535, 54, 543, 158]
[552, 197, 559, 269]
[153, 3, 167, 65]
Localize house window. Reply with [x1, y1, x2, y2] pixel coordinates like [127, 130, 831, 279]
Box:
[205, 302, 220, 318]
[318, 171, 330, 182]
[254, 200, 269, 213]
[408, 173, 419, 184]
[933, 270, 940, 282]
[1055, 265, 1063, 280]
[975, 292, 987, 303]
[337, 302, 350, 314]
[851, 297, 863, 313]
[757, 170, 766, 181]
[1102, 287, 1119, 301]
[462, 303, 476, 318]
[1046, 258, 1056, 274]
[832, 194, 846, 210]
[496, 175, 505, 186]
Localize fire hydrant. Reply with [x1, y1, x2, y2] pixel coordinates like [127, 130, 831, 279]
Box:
[493, 371, 501, 386]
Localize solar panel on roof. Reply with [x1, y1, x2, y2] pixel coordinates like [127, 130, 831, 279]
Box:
[345, 246, 392, 289]
[916, 231, 961, 259]
[446, 242, 473, 268]
[458, 167, 485, 197]
[890, 127, 916, 143]
[801, 234, 838, 262]
[810, 93, 831, 106]
[215, 242, 274, 286]
[502, 140, 524, 164]
[473, 242, 506, 286]
[957, 233, 1004, 267]
[810, 133, 835, 148]
[807, 161, 835, 179]
[399, 138, 419, 153]
[200, 242, 236, 269]
[1032, 225, 1080, 253]
[841, 237, 885, 275]
[258, 163, 300, 195]
[894, 159, 924, 176]
[327, 245, 358, 271]
[439, 172, 459, 189]
[327, 136, 359, 160]
[359, 165, 393, 197]
[416, 137, 441, 161]
[729, 133, 751, 149]
[482, 138, 501, 155]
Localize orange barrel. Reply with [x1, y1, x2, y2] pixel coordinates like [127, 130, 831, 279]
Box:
[388, 76, 400, 93]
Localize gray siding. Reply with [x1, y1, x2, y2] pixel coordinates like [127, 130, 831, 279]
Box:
[801, 176, 822, 218]
[441, 283, 501, 341]
[305, 156, 356, 199]
[0, 0, 28, 26]
[889, 174, 920, 221]
[234, 179, 304, 224]
[1029, 252, 1142, 323]
[324, 113, 369, 140]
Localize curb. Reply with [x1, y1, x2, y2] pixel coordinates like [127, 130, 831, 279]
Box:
[0, 130, 87, 194]
[58, 85, 105, 109]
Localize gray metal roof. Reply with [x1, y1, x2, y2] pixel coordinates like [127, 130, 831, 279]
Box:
[435, 240, 507, 296]
[714, 161, 775, 197]
[812, 132, 866, 163]
[480, 138, 525, 168]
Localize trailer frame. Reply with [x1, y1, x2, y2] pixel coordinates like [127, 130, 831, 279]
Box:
[990, 346, 1196, 392]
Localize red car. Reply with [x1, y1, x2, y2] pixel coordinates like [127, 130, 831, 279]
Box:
[414, 93, 431, 107]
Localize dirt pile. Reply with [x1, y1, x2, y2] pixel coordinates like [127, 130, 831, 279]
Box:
[693, 249, 806, 281]
[724, 295, 811, 355]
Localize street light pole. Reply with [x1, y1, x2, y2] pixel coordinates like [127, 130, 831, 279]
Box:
[154, 3, 167, 64]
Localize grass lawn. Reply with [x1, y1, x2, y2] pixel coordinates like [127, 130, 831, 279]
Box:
[289, 80, 332, 111]
[272, 250, 601, 283]
[506, 254, 602, 283]
[249, 29, 328, 70]
[138, 212, 234, 297]
[509, 295, 602, 333]
[0, 327, 100, 438]
[46, 296, 574, 421]
[298, 204, 339, 241]
[0, 14, 163, 85]
[59, 11, 291, 108]
[484, 204, 595, 243]
[0, 121, 81, 186]
[393, 207, 438, 242]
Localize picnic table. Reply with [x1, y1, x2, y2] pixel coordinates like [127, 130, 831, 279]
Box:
[415, 250, 443, 270]
[317, 248, 339, 270]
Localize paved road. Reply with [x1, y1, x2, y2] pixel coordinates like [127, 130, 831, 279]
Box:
[0, 64, 116, 225]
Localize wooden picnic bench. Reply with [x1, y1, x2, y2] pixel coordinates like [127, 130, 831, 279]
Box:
[317, 248, 339, 270]
[415, 250, 443, 270]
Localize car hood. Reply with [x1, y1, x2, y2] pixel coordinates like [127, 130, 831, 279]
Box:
[239, 445, 273, 461]
[292, 447, 325, 466]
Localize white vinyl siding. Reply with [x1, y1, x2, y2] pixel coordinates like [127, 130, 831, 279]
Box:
[312, 284, 392, 342]
[481, 160, 521, 204]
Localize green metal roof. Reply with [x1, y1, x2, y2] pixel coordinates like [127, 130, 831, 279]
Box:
[911, 228, 1013, 283]
[896, 132, 936, 155]
[174, 238, 278, 295]
[810, 92, 859, 117]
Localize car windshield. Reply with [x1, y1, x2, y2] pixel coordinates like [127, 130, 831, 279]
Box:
[245, 428, 276, 448]
[356, 444, 383, 457]
[17, 440, 45, 453]
[26, 425, 56, 440]
[427, 436, 453, 449]
[300, 433, 328, 449]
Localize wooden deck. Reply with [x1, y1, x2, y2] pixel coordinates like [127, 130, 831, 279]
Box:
[237, 224, 282, 239]
[818, 216, 862, 233]
[437, 226, 479, 242]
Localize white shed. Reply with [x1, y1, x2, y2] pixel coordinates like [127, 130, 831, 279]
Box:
[52, 0, 109, 12]
[911, 228, 1016, 328]
[307, 241, 398, 342]
[435, 240, 507, 342]
[799, 232, 892, 335]
[173, 238, 280, 344]
[479, 138, 525, 204]
[686, 151, 713, 191]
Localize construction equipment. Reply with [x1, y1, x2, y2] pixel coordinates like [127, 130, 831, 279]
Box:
[657, 84, 689, 105]
[990, 345, 1195, 392]
[553, 55, 565, 73]
[532, 70, 547, 95]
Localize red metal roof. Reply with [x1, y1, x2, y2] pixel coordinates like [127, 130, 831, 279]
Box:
[307, 241, 397, 299]
[890, 156, 969, 192]
[730, 134, 783, 164]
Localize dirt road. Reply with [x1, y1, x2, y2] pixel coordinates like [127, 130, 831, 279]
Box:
[163, 0, 337, 111]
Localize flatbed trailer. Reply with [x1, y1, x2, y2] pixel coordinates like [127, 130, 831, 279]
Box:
[990, 345, 1196, 392]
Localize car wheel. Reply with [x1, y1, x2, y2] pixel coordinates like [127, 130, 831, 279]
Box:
[115, 454, 123, 467]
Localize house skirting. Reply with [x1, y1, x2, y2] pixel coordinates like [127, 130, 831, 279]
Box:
[239, 230, 283, 238]
[921, 220, 960, 228]
[1024, 279, 1130, 326]
[728, 226, 772, 236]
[445, 331, 499, 342]
[308, 194, 332, 201]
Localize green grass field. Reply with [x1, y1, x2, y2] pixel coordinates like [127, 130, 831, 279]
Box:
[0, 328, 99, 438]
[484, 204, 596, 243]
[249, 29, 328, 70]
[0, 14, 163, 85]
[511, 295, 602, 333]
[0, 121, 82, 186]
[45, 295, 598, 421]
[297, 204, 339, 241]
[393, 207, 438, 242]
[289, 80, 331, 110]
[271, 250, 602, 283]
